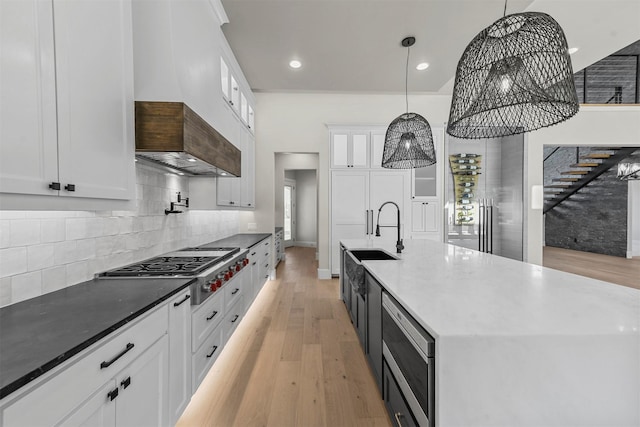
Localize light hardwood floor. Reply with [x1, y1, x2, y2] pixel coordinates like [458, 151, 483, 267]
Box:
[177, 246, 391, 427]
[543, 246, 640, 290]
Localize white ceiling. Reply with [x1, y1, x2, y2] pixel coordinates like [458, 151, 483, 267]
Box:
[220, 0, 640, 94]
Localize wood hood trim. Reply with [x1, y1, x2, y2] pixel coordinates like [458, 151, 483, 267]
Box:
[135, 101, 241, 177]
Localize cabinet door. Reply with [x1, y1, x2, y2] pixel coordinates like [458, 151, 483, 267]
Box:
[370, 131, 385, 169]
[59, 382, 117, 427]
[217, 176, 241, 206]
[411, 201, 440, 238]
[351, 133, 369, 168]
[54, 0, 134, 200]
[220, 57, 230, 100]
[331, 133, 349, 168]
[365, 273, 382, 392]
[369, 171, 410, 239]
[230, 75, 240, 115]
[248, 105, 255, 132]
[168, 290, 192, 426]
[240, 132, 255, 208]
[115, 335, 169, 427]
[331, 171, 369, 275]
[0, 0, 59, 196]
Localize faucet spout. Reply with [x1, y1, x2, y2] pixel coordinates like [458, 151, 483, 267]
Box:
[375, 201, 404, 253]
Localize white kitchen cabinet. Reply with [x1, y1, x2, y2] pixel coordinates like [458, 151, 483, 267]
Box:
[0, 0, 135, 201]
[168, 290, 192, 425]
[330, 170, 410, 275]
[369, 131, 386, 169]
[331, 131, 369, 168]
[411, 201, 441, 242]
[217, 122, 255, 208]
[1, 304, 168, 426]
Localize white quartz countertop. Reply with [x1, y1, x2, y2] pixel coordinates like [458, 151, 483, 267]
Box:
[341, 238, 640, 426]
[342, 238, 640, 338]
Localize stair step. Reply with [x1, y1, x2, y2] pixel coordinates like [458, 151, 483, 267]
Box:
[553, 178, 579, 182]
[560, 170, 590, 175]
[570, 162, 599, 167]
[581, 153, 612, 159]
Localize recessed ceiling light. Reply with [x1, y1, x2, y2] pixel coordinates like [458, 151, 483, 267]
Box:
[220, 172, 227, 176]
[187, 158, 197, 162]
[568, 47, 579, 55]
[289, 60, 302, 69]
[416, 62, 429, 71]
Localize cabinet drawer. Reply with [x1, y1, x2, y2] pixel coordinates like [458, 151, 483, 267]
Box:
[2, 305, 168, 426]
[223, 270, 245, 311]
[259, 239, 271, 260]
[223, 296, 245, 343]
[191, 292, 224, 353]
[192, 325, 224, 392]
[383, 361, 419, 427]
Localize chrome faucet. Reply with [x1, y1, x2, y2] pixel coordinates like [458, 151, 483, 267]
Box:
[375, 201, 404, 253]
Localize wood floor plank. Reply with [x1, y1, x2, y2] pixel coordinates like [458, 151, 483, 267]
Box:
[296, 344, 327, 427]
[341, 340, 388, 418]
[266, 361, 301, 427]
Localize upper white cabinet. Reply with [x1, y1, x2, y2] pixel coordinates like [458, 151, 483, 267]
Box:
[330, 132, 369, 168]
[216, 121, 255, 208]
[220, 53, 255, 136]
[0, 0, 135, 201]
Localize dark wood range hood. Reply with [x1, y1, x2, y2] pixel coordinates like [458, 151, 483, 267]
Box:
[135, 101, 241, 177]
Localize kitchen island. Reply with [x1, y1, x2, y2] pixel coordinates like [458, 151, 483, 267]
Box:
[341, 238, 640, 427]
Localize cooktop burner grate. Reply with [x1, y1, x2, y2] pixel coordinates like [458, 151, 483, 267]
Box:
[103, 256, 219, 276]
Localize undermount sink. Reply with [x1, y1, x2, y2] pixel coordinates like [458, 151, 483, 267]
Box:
[349, 249, 398, 261]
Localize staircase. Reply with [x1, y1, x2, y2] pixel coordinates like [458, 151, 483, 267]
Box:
[543, 147, 637, 214]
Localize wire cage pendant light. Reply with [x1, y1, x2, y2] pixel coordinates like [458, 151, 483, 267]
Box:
[382, 37, 436, 169]
[446, 8, 579, 139]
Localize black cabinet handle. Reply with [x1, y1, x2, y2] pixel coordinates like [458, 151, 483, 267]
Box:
[206, 311, 218, 321]
[251, 252, 256, 256]
[100, 343, 134, 369]
[173, 294, 191, 307]
[231, 315, 239, 323]
[264, 242, 269, 246]
[107, 388, 119, 401]
[252, 262, 256, 266]
[206, 345, 218, 358]
[64, 184, 75, 192]
[120, 376, 131, 389]
[49, 182, 60, 190]
[231, 288, 239, 295]
[394, 412, 404, 427]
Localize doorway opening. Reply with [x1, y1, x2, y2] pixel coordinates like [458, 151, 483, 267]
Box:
[284, 178, 296, 247]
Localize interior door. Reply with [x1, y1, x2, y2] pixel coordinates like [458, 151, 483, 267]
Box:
[284, 179, 296, 247]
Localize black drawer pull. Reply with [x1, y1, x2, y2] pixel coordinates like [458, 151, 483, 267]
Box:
[394, 412, 404, 427]
[251, 252, 256, 256]
[264, 242, 269, 245]
[48, 182, 60, 190]
[231, 288, 239, 295]
[100, 343, 134, 369]
[252, 262, 256, 266]
[107, 387, 119, 401]
[120, 376, 131, 389]
[265, 252, 269, 256]
[173, 294, 191, 307]
[64, 184, 75, 192]
[206, 311, 218, 321]
[206, 345, 218, 358]
[231, 315, 239, 323]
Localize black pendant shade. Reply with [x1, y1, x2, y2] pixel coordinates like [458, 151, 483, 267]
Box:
[382, 37, 436, 169]
[447, 12, 579, 139]
[382, 113, 436, 168]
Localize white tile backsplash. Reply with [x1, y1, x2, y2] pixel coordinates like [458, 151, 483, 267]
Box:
[0, 163, 238, 307]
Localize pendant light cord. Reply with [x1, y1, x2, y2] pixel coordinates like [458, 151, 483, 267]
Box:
[405, 44, 410, 113]
[503, 0, 507, 16]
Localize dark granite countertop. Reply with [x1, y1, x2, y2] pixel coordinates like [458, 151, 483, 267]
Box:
[204, 233, 271, 249]
[0, 277, 193, 400]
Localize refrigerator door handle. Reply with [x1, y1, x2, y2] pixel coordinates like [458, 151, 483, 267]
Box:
[366, 210, 369, 235]
[371, 210, 375, 235]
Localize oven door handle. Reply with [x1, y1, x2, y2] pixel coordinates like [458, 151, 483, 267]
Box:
[382, 295, 432, 362]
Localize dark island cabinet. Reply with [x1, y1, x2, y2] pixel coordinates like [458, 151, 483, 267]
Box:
[365, 271, 383, 392]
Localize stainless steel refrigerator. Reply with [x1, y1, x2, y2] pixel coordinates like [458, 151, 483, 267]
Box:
[444, 134, 525, 261]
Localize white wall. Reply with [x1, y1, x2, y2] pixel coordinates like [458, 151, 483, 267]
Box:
[526, 106, 640, 264]
[0, 163, 239, 307]
[240, 93, 452, 276]
[294, 170, 318, 246]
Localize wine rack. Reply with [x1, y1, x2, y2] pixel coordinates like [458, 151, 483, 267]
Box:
[449, 153, 482, 225]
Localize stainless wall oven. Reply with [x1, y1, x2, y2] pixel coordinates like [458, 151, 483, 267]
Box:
[382, 292, 435, 427]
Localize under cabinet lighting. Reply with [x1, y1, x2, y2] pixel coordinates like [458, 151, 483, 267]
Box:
[187, 158, 197, 162]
